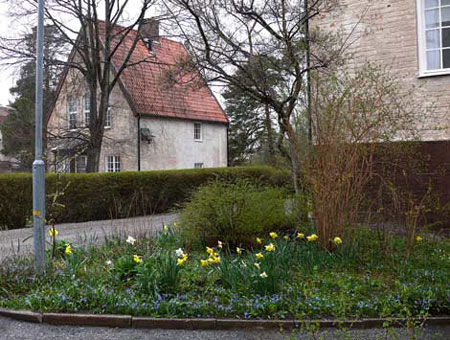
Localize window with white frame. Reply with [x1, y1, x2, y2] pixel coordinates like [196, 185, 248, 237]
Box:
[107, 155, 121, 172]
[194, 163, 204, 169]
[76, 155, 87, 173]
[194, 122, 202, 141]
[105, 106, 112, 128]
[84, 94, 90, 127]
[68, 96, 78, 129]
[418, 0, 450, 74]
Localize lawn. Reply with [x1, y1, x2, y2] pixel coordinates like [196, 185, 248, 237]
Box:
[0, 223, 449, 321]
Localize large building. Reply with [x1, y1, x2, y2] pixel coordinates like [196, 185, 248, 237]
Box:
[318, 0, 450, 140]
[47, 20, 228, 173]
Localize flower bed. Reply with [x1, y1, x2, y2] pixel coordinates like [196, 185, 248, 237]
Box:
[0, 223, 449, 320]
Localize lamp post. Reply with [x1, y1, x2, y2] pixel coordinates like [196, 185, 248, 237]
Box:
[33, 0, 46, 274]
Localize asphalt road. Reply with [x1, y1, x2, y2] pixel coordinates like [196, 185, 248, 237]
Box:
[0, 213, 177, 262]
[1, 316, 449, 340]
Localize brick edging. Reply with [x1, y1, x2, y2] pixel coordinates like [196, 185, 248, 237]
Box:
[0, 308, 449, 330]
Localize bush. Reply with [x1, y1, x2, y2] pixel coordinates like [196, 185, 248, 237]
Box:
[0, 166, 291, 230]
[180, 180, 306, 248]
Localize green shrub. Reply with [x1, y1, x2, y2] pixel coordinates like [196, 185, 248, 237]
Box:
[180, 180, 306, 248]
[0, 166, 291, 230]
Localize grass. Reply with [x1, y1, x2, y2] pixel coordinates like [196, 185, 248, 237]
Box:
[0, 223, 449, 321]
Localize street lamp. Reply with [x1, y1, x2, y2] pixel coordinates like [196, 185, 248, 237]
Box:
[33, 0, 46, 274]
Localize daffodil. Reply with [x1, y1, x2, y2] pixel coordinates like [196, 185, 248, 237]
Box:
[254, 262, 260, 269]
[207, 257, 215, 264]
[206, 247, 214, 255]
[236, 247, 242, 254]
[163, 224, 169, 231]
[49, 227, 59, 237]
[105, 260, 113, 266]
[213, 256, 221, 264]
[201, 259, 209, 267]
[416, 236, 423, 242]
[269, 232, 278, 239]
[307, 234, 319, 242]
[256, 237, 262, 244]
[297, 233, 305, 239]
[212, 252, 219, 258]
[260, 272, 268, 278]
[126, 236, 136, 245]
[283, 235, 290, 240]
[256, 252, 264, 259]
[217, 240, 223, 249]
[265, 243, 276, 252]
[333, 237, 343, 245]
[133, 255, 142, 263]
[173, 221, 179, 227]
[175, 248, 185, 258]
[182, 254, 188, 261]
[177, 258, 185, 266]
[65, 245, 72, 255]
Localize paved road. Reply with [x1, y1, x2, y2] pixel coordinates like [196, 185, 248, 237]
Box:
[0, 316, 449, 340]
[0, 213, 177, 262]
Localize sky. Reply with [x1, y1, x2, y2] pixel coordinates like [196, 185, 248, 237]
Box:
[0, 2, 16, 106]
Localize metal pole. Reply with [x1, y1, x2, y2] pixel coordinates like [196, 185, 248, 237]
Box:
[33, 0, 46, 274]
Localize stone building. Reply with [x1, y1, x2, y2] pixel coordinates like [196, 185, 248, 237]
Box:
[47, 20, 228, 173]
[318, 0, 450, 140]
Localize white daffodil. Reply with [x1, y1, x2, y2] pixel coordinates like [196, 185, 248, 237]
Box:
[126, 236, 136, 245]
[175, 248, 185, 258]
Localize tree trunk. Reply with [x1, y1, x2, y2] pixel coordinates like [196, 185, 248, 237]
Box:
[264, 104, 276, 166]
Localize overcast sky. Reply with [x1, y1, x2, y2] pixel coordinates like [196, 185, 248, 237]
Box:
[0, 3, 17, 106]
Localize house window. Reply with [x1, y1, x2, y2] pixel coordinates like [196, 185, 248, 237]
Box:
[105, 106, 112, 128]
[194, 122, 202, 141]
[68, 97, 77, 129]
[84, 94, 90, 127]
[76, 155, 87, 173]
[107, 155, 121, 172]
[194, 163, 204, 169]
[418, 0, 450, 74]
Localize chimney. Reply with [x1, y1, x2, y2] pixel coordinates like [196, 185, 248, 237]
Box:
[140, 18, 160, 41]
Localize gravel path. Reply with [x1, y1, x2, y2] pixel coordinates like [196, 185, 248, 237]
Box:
[0, 316, 449, 340]
[0, 213, 177, 262]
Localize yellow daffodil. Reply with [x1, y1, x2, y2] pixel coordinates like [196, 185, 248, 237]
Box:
[260, 271, 268, 278]
[236, 247, 242, 254]
[297, 233, 305, 239]
[173, 221, 179, 227]
[133, 255, 142, 263]
[212, 252, 219, 258]
[213, 256, 221, 264]
[163, 224, 169, 231]
[65, 245, 72, 255]
[307, 234, 319, 242]
[416, 236, 423, 242]
[49, 227, 59, 237]
[207, 257, 215, 264]
[206, 247, 214, 254]
[182, 254, 188, 261]
[256, 252, 264, 259]
[333, 237, 343, 245]
[265, 243, 276, 252]
[201, 259, 209, 267]
[177, 258, 185, 266]
[283, 235, 289, 240]
[254, 262, 260, 269]
[269, 232, 278, 239]
[256, 237, 262, 244]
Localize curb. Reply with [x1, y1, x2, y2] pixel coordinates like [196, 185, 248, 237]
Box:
[0, 309, 449, 330]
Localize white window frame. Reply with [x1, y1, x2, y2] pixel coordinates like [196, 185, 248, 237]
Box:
[67, 96, 78, 129]
[107, 155, 121, 172]
[194, 163, 204, 169]
[194, 122, 202, 141]
[75, 155, 87, 173]
[417, 0, 450, 77]
[104, 106, 112, 128]
[84, 94, 91, 127]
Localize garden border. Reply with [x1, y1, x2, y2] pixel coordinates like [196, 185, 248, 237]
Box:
[0, 308, 449, 330]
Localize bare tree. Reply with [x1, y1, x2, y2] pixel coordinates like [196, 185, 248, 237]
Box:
[162, 0, 344, 191]
[0, 0, 155, 172]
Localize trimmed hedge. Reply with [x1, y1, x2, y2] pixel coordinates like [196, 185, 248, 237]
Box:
[0, 166, 291, 230]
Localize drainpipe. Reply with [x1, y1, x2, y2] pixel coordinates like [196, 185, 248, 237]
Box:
[226, 125, 229, 167]
[137, 114, 141, 171]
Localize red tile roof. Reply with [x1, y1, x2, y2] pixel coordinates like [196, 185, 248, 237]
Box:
[109, 25, 228, 124]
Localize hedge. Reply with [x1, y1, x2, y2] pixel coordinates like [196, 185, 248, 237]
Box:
[0, 166, 292, 230]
